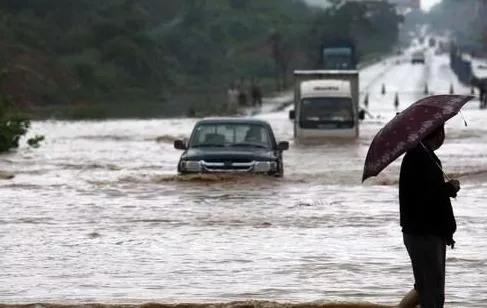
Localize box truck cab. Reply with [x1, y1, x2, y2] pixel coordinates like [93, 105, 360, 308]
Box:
[289, 70, 362, 140]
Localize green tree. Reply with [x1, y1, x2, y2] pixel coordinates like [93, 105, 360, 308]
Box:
[0, 0, 403, 118]
[428, 0, 486, 52]
[0, 70, 30, 153]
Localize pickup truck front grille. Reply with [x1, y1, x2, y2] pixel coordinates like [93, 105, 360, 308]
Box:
[203, 158, 253, 163]
[202, 161, 254, 172]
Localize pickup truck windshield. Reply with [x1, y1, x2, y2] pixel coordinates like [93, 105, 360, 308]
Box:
[190, 123, 271, 148]
[299, 97, 354, 129]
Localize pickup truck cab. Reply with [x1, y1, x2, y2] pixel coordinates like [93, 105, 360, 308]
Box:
[174, 118, 289, 177]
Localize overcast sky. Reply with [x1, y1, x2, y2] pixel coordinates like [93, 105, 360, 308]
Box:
[303, 0, 443, 11]
[422, 0, 442, 11]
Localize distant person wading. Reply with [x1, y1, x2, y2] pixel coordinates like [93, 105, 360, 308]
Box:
[227, 83, 239, 113]
[251, 80, 262, 107]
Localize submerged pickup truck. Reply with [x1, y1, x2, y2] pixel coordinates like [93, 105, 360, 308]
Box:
[174, 118, 289, 177]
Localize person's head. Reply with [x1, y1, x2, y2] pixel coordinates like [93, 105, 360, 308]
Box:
[422, 124, 445, 151]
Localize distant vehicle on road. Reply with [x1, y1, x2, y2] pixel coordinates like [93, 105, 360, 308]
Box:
[411, 51, 425, 64]
[174, 118, 289, 177]
[289, 70, 363, 140]
[320, 39, 357, 70]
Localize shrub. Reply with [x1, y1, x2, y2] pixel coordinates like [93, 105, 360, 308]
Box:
[0, 114, 31, 152]
[0, 70, 31, 152]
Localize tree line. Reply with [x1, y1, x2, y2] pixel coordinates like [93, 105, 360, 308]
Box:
[0, 0, 402, 118]
[427, 0, 487, 54]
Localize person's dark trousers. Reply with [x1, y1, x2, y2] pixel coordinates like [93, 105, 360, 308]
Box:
[403, 233, 447, 308]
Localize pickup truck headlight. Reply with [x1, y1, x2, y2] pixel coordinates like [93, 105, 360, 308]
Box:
[253, 161, 275, 172]
[181, 160, 202, 172]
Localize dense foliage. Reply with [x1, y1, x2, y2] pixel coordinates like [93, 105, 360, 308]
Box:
[427, 0, 487, 52]
[0, 0, 402, 118]
[0, 70, 30, 153]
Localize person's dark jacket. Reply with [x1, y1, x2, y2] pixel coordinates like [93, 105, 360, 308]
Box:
[399, 145, 457, 246]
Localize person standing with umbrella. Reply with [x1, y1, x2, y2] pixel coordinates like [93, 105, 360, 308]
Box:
[362, 95, 474, 307]
[399, 124, 459, 307]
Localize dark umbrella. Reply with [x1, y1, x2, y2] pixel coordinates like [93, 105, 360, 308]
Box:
[362, 95, 474, 182]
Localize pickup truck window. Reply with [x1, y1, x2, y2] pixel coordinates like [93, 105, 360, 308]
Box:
[190, 123, 271, 148]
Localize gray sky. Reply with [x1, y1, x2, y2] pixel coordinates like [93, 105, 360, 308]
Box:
[303, 0, 443, 11]
[422, 0, 442, 11]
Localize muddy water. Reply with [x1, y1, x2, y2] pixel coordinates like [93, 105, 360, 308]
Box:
[1, 52, 487, 307]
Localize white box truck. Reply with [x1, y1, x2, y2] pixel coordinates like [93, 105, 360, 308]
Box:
[289, 70, 362, 140]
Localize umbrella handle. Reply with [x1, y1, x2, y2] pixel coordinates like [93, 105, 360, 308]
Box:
[459, 111, 468, 127]
[419, 141, 451, 181]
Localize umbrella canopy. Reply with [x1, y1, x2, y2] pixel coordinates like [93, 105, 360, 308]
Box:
[362, 95, 474, 182]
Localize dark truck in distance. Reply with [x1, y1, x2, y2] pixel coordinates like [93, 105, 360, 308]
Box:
[320, 39, 357, 70]
[174, 118, 289, 177]
[411, 51, 425, 64]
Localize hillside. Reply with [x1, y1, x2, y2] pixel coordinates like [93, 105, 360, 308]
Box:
[0, 0, 402, 118]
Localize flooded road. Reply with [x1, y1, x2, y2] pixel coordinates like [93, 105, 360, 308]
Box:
[1, 50, 487, 307]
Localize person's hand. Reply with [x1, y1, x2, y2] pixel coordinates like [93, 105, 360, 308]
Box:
[446, 179, 461, 198]
[448, 179, 461, 193]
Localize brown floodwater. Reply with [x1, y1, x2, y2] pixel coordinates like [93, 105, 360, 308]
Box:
[1, 52, 486, 307]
